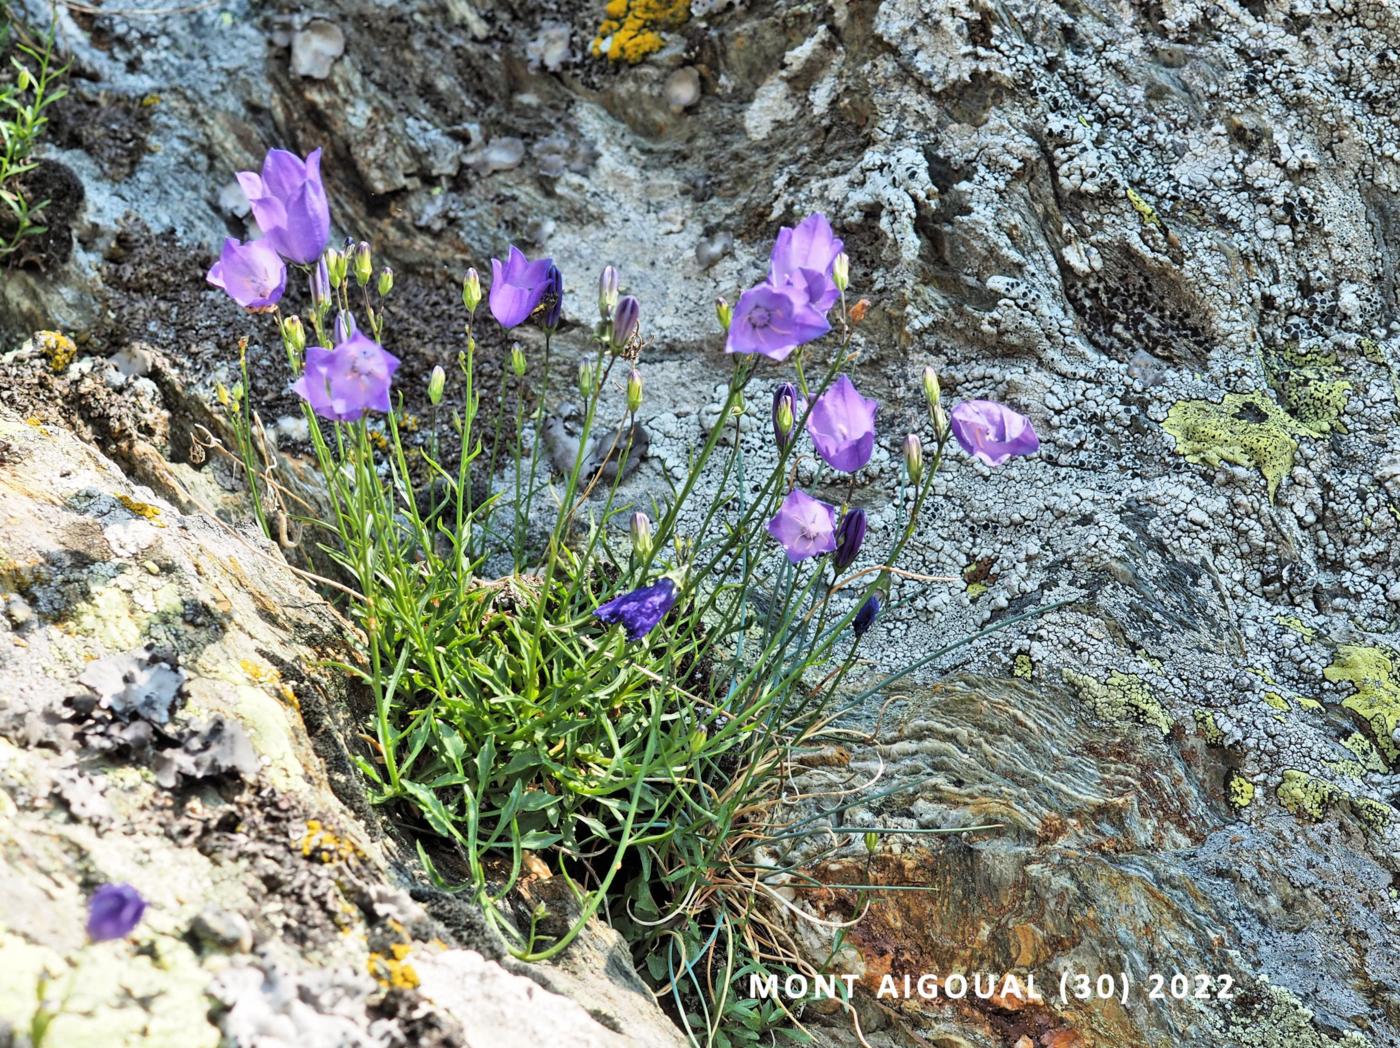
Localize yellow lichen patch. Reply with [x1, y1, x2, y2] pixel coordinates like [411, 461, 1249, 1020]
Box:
[1276, 769, 1336, 820]
[1262, 691, 1289, 711]
[1274, 614, 1316, 643]
[1161, 391, 1308, 501]
[1194, 709, 1224, 745]
[299, 818, 364, 864]
[117, 495, 165, 523]
[1012, 654, 1033, 680]
[1324, 645, 1400, 765]
[278, 682, 300, 711]
[1341, 732, 1388, 774]
[33, 330, 77, 374]
[1125, 186, 1161, 229]
[1227, 773, 1255, 809]
[240, 658, 280, 685]
[1264, 343, 1352, 437]
[591, 0, 690, 63]
[367, 942, 421, 990]
[1063, 668, 1172, 735]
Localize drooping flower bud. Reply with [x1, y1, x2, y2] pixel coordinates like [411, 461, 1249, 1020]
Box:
[542, 264, 564, 331]
[334, 309, 356, 344]
[852, 594, 880, 638]
[326, 247, 347, 289]
[771, 383, 799, 449]
[832, 252, 849, 292]
[922, 366, 941, 410]
[627, 368, 643, 414]
[462, 267, 482, 314]
[715, 296, 732, 332]
[832, 508, 867, 573]
[578, 358, 596, 398]
[630, 511, 653, 560]
[282, 315, 306, 356]
[932, 402, 950, 442]
[353, 241, 373, 286]
[310, 258, 331, 311]
[377, 266, 394, 297]
[598, 264, 620, 320]
[428, 365, 446, 406]
[904, 433, 923, 485]
[610, 295, 640, 353]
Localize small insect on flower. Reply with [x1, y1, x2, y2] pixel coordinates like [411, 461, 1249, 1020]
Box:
[807, 375, 878, 473]
[848, 298, 871, 325]
[594, 577, 678, 640]
[206, 237, 286, 312]
[292, 331, 401, 422]
[832, 508, 867, 573]
[852, 594, 880, 638]
[949, 400, 1040, 467]
[767, 488, 838, 563]
[489, 247, 554, 329]
[236, 148, 331, 264]
[87, 883, 146, 942]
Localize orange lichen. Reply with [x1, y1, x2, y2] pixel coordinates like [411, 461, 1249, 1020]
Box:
[591, 0, 689, 63]
[34, 330, 77, 374]
[299, 818, 363, 864]
[368, 942, 420, 990]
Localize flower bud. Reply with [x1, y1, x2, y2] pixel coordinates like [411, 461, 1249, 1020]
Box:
[852, 594, 880, 638]
[353, 241, 373, 286]
[462, 267, 482, 313]
[688, 728, 708, 755]
[511, 343, 527, 377]
[832, 252, 849, 293]
[578, 359, 596, 398]
[863, 830, 879, 855]
[428, 365, 446, 406]
[543, 264, 564, 331]
[832, 508, 867, 573]
[932, 403, 950, 441]
[377, 266, 394, 297]
[17, 67, 31, 93]
[598, 264, 620, 319]
[627, 368, 643, 414]
[715, 296, 732, 332]
[771, 383, 799, 449]
[904, 433, 923, 485]
[610, 295, 640, 352]
[630, 511, 653, 560]
[326, 248, 347, 289]
[310, 259, 331, 311]
[921, 366, 941, 410]
[282, 315, 306, 356]
[334, 309, 356, 344]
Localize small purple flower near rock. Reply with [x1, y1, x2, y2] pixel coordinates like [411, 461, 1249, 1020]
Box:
[612, 295, 640, 351]
[292, 331, 401, 422]
[206, 237, 286, 312]
[237, 148, 331, 265]
[87, 883, 146, 942]
[767, 488, 838, 563]
[595, 577, 678, 640]
[769, 213, 844, 313]
[725, 282, 830, 361]
[542, 263, 564, 331]
[489, 245, 554, 329]
[949, 400, 1040, 467]
[852, 594, 880, 638]
[771, 382, 803, 449]
[832, 508, 866, 573]
[806, 374, 878, 473]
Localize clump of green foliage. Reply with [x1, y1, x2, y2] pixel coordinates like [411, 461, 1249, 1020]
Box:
[1, 3, 68, 259]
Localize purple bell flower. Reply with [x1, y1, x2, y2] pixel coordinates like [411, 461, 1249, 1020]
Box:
[87, 883, 146, 942]
[852, 594, 880, 638]
[768, 213, 844, 313]
[806, 375, 878, 473]
[832, 508, 867, 573]
[725, 281, 830, 362]
[489, 245, 554, 329]
[766, 488, 838, 563]
[206, 237, 286, 312]
[949, 400, 1040, 467]
[611, 295, 640, 351]
[594, 577, 678, 640]
[542, 263, 564, 331]
[292, 331, 401, 422]
[237, 148, 331, 265]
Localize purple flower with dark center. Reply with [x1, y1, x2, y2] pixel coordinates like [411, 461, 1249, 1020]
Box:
[87, 883, 146, 942]
[832, 508, 867, 573]
[771, 382, 804, 449]
[237, 148, 331, 264]
[594, 577, 678, 640]
[766, 488, 838, 563]
[806, 375, 878, 473]
[725, 282, 830, 362]
[206, 237, 286, 312]
[489, 245, 554, 329]
[769, 213, 844, 312]
[542, 263, 564, 331]
[852, 594, 880, 638]
[292, 331, 401, 422]
[949, 400, 1040, 467]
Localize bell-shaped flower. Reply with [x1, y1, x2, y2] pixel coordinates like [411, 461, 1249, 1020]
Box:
[769, 213, 843, 312]
[832, 508, 867, 573]
[206, 237, 286, 312]
[725, 281, 830, 362]
[949, 400, 1040, 467]
[237, 148, 331, 264]
[806, 374, 878, 473]
[766, 488, 838, 563]
[87, 883, 146, 942]
[594, 577, 678, 640]
[292, 331, 401, 422]
[489, 245, 554, 328]
[852, 594, 880, 638]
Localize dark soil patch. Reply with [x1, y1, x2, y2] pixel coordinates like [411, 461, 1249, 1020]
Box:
[47, 82, 153, 182]
[1, 158, 83, 269]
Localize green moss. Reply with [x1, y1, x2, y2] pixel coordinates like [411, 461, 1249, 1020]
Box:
[1228, 773, 1255, 808]
[1323, 645, 1400, 765]
[1012, 654, 1033, 680]
[1162, 392, 1305, 500]
[1277, 770, 1337, 820]
[1063, 668, 1172, 735]
[1194, 708, 1224, 746]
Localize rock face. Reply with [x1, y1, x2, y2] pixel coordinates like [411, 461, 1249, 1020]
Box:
[4, 0, 1400, 1046]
